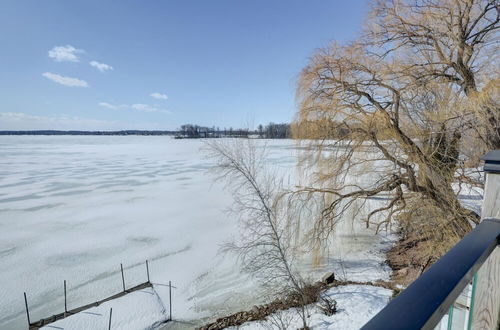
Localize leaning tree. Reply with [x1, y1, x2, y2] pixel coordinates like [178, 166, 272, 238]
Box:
[293, 0, 499, 263]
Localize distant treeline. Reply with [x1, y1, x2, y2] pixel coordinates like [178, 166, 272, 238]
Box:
[0, 130, 177, 136]
[178, 122, 290, 139]
[0, 123, 292, 138]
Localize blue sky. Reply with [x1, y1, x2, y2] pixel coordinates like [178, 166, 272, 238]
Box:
[0, 0, 368, 131]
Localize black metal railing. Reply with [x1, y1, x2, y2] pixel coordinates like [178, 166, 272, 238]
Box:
[361, 218, 500, 330]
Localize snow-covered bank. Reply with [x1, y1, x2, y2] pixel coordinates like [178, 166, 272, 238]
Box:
[229, 285, 392, 330]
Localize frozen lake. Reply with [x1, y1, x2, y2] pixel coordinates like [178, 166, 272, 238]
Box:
[0, 136, 299, 329]
[0, 136, 393, 329]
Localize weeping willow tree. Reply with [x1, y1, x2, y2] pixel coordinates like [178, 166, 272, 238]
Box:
[293, 0, 499, 266]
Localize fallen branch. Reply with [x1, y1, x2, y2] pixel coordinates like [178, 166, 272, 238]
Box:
[197, 278, 398, 330]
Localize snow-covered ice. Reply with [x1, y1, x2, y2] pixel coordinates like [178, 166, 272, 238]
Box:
[40, 287, 168, 330]
[0, 136, 297, 329]
[0, 136, 397, 329]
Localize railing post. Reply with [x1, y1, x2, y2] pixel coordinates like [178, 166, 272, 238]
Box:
[472, 150, 500, 329]
[108, 307, 113, 330]
[169, 281, 172, 321]
[64, 280, 67, 314]
[146, 260, 150, 283]
[24, 292, 31, 327]
[120, 263, 126, 292]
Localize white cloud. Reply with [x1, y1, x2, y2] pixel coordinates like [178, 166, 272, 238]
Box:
[150, 92, 168, 100]
[0, 112, 166, 130]
[132, 104, 156, 112]
[48, 45, 83, 62]
[99, 102, 171, 114]
[0, 112, 113, 130]
[98, 102, 119, 110]
[42, 72, 89, 87]
[90, 60, 113, 72]
[132, 104, 171, 114]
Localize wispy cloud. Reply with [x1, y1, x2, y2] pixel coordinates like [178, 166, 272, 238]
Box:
[150, 92, 168, 100]
[48, 45, 83, 62]
[90, 60, 113, 72]
[98, 102, 119, 110]
[42, 72, 89, 87]
[0, 112, 164, 130]
[0, 112, 113, 130]
[131, 103, 169, 113]
[99, 102, 171, 114]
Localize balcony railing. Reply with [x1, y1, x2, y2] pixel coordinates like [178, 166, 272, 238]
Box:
[361, 218, 499, 330]
[363, 150, 500, 330]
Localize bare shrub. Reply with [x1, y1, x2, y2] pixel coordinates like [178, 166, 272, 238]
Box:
[207, 139, 310, 329]
[317, 295, 337, 316]
[263, 311, 296, 330]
